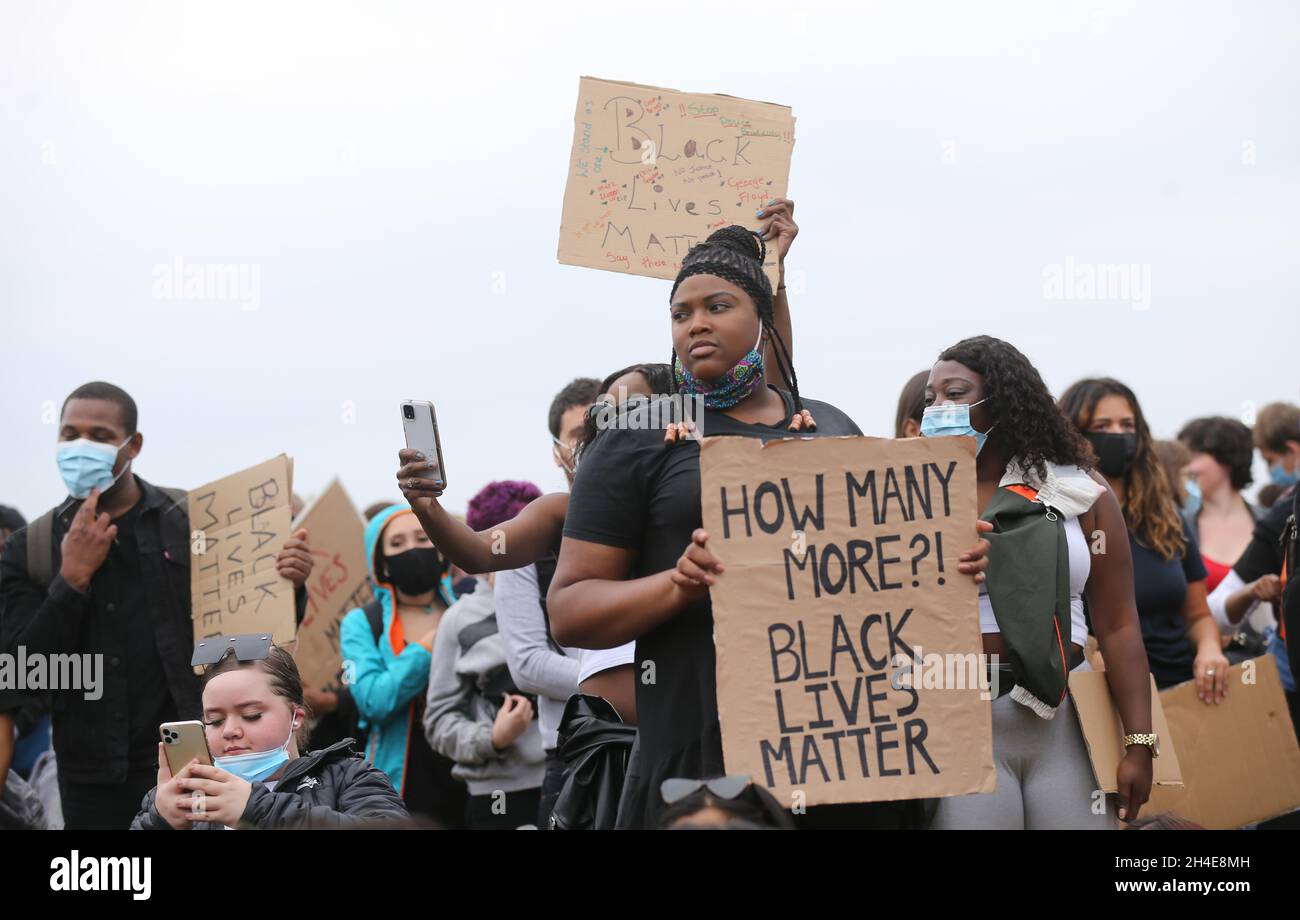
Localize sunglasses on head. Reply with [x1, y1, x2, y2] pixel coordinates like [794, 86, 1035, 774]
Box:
[192, 633, 274, 668]
[660, 775, 752, 805]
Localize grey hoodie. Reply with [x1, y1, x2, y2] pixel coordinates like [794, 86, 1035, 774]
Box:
[423, 577, 545, 796]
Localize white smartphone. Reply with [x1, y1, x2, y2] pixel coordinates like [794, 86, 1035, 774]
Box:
[401, 399, 447, 489]
[160, 720, 213, 774]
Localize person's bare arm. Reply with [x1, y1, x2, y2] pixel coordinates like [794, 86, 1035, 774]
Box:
[396, 448, 566, 573]
[1184, 579, 1230, 704]
[1223, 574, 1281, 625]
[547, 538, 687, 649]
[757, 198, 796, 387]
[1082, 488, 1153, 821]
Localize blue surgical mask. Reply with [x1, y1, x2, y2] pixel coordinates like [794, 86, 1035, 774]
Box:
[1183, 478, 1202, 517]
[920, 398, 996, 455]
[213, 720, 296, 783]
[55, 437, 132, 499]
[1269, 460, 1299, 489]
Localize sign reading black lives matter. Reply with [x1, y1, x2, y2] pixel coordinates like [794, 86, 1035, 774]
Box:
[700, 435, 995, 807]
[189, 455, 297, 648]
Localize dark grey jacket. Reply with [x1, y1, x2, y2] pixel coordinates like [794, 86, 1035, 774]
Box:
[130, 739, 409, 829]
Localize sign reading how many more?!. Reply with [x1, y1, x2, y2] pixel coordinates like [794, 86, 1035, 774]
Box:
[700, 434, 996, 808]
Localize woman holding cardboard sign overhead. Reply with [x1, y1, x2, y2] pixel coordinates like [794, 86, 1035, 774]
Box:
[546, 224, 995, 830]
[921, 337, 1156, 829]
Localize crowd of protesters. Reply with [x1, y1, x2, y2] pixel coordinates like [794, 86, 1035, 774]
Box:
[2, 200, 1297, 831]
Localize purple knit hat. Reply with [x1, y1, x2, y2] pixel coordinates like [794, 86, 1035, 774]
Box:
[466, 480, 543, 531]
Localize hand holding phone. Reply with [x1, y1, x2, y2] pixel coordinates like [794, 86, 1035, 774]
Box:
[160, 720, 213, 775]
[398, 399, 448, 500]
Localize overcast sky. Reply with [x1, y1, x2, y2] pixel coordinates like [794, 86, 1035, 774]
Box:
[3, 0, 1297, 522]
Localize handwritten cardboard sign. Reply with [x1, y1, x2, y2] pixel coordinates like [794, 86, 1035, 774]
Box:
[700, 435, 994, 807]
[1143, 657, 1300, 828]
[292, 479, 373, 695]
[189, 455, 296, 647]
[558, 76, 795, 285]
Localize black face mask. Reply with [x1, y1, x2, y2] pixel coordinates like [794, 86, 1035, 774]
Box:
[383, 547, 444, 596]
[1086, 431, 1137, 478]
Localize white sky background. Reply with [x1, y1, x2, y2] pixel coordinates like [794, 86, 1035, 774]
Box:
[2, 0, 1297, 521]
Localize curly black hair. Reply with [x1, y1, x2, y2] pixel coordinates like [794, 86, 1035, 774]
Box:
[1177, 416, 1255, 491]
[669, 225, 802, 414]
[935, 336, 1092, 482]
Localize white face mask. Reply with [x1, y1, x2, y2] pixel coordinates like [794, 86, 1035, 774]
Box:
[552, 436, 577, 477]
[54, 437, 132, 499]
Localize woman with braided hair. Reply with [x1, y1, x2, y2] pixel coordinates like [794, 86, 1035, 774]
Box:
[548, 224, 994, 829]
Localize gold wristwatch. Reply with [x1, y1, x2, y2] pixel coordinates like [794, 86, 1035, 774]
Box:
[1123, 732, 1160, 757]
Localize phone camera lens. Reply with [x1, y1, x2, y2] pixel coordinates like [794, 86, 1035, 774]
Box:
[402, 405, 415, 420]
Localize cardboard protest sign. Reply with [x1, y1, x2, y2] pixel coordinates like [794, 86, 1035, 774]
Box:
[1143, 657, 1300, 828]
[1069, 672, 1183, 792]
[700, 435, 994, 808]
[292, 479, 373, 695]
[558, 76, 795, 285]
[189, 455, 296, 647]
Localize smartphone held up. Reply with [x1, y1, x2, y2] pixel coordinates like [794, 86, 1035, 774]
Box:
[401, 399, 447, 490]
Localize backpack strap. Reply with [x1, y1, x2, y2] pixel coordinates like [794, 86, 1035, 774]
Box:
[25, 510, 57, 590]
[363, 600, 386, 645]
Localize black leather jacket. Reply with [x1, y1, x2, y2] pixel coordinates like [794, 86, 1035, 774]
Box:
[549, 694, 637, 830]
[131, 738, 409, 829]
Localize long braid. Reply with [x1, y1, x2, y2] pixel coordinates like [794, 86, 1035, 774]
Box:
[763, 320, 804, 415]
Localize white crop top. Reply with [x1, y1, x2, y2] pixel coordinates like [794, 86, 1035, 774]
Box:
[978, 515, 1091, 647]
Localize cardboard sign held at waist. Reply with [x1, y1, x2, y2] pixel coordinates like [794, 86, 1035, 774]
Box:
[558, 76, 795, 287]
[188, 454, 296, 650]
[1069, 671, 1183, 793]
[1144, 657, 1300, 828]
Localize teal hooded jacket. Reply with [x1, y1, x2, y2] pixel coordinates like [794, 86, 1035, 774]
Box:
[339, 504, 455, 796]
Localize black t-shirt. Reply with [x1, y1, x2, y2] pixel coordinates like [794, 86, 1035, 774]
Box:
[105, 498, 177, 763]
[1232, 487, 1294, 583]
[563, 388, 863, 827]
[1130, 515, 1208, 689]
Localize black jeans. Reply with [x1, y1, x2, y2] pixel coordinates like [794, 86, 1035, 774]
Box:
[465, 787, 541, 830]
[60, 767, 157, 830]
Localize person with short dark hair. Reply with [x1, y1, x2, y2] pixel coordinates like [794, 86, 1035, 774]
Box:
[0, 381, 315, 829]
[0, 505, 25, 554]
[1253, 402, 1300, 488]
[1176, 417, 1265, 662]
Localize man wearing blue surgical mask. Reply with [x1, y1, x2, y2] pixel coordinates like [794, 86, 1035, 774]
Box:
[0, 381, 316, 829]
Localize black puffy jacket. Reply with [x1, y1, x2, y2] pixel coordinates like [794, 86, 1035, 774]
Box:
[131, 739, 409, 830]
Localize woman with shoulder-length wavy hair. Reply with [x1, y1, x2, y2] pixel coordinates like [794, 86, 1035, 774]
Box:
[1059, 378, 1228, 698]
[922, 337, 1154, 829]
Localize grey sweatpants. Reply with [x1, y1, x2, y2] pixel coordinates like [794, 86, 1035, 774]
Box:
[931, 664, 1117, 830]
